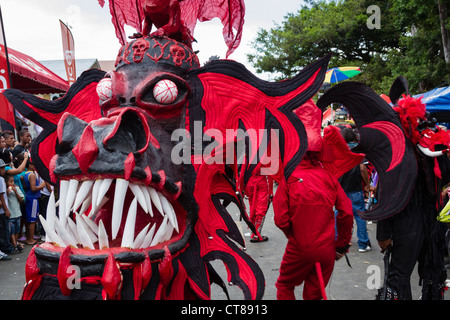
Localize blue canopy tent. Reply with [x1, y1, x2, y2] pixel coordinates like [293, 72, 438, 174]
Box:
[413, 86, 450, 122]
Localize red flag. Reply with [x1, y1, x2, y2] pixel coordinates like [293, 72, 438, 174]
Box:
[60, 20, 76, 86]
[0, 6, 15, 129]
[0, 91, 16, 129]
[0, 6, 11, 90]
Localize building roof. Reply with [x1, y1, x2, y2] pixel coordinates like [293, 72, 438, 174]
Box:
[98, 60, 116, 72]
[39, 59, 102, 81]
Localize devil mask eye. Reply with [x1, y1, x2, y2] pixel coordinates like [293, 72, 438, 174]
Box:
[138, 73, 189, 108]
[153, 79, 178, 104]
[96, 77, 113, 104]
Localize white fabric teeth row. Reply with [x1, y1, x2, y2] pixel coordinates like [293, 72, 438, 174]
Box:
[39, 178, 179, 249]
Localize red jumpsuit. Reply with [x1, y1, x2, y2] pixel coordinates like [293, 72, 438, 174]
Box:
[245, 173, 270, 240]
[273, 158, 353, 300]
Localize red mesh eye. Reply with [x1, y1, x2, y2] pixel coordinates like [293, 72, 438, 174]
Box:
[96, 77, 113, 104]
[153, 79, 178, 104]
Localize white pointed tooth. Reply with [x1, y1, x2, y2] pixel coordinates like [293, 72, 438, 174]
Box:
[168, 201, 178, 233]
[76, 214, 95, 249]
[67, 217, 81, 244]
[80, 194, 93, 217]
[45, 191, 57, 243]
[54, 218, 78, 248]
[159, 194, 178, 232]
[133, 223, 150, 249]
[65, 179, 79, 216]
[80, 213, 99, 236]
[89, 195, 110, 219]
[141, 186, 153, 217]
[163, 221, 174, 242]
[148, 187, 163, 215]
[150, 215, 168, 246]
[39, 215, 66, 247]
[121, 198, 138, 248]
[75, 213, 98, 243]
[140, 224, 156, 249]
[129, 183, 148, 213]
[111, 178, 129, 240]
[98, 220, 109, 249]
[91, 179, 102, 213]
[59, 180, 70, 227]
[60, 216, 79, 245]
[97, 178, 113, 206]
[72, 180, 94, 212]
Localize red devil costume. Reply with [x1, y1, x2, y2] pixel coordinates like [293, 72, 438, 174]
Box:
[317, 77, 448, 300]
[274, 154, 353, 300]
[244, 172, 271, 242]
[273, 99, 356, 300]
[1, 0, 343, 300]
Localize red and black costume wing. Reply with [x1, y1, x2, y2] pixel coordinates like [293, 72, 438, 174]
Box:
[2, 69, 106, 183]
[317, 82, 418, 220]
[188, 55, 330, 183]
[186, 55, 329, 299]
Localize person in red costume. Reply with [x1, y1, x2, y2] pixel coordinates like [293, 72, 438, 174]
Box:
[245, 173, 272, 242]
[273, 99, 354, 300]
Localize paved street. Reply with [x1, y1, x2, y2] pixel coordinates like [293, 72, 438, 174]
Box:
[1, 197, 448, 300]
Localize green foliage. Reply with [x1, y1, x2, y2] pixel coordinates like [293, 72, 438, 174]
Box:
[248, 0, 450, 94]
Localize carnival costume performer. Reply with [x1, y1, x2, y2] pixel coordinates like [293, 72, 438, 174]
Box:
[317, 77, 448, 300]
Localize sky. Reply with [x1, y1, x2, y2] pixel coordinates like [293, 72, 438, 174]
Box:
[0, 0, 305, 79]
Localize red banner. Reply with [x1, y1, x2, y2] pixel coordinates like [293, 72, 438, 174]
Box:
[0, 6, 15, 129]
[60, 20, 76, 86]
[0, 7, 11, 90]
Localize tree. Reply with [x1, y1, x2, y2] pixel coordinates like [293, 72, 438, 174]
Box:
[248, 0, 450, 94]
[438, 0, 450, 64]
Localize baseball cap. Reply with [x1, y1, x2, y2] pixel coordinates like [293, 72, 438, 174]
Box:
[0, 159, 6, 168]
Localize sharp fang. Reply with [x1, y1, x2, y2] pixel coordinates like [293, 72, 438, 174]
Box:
[80, 213, 99, 236]
[159, 193, 178, 232]
[91, 179, 102, 213]
[65, 179, 79, 216]
[80, 194, 93, 217]
[39, 215, 66, 247]
[76, 214, 95, 249]
[59, 180, 70, 227]
[141, 185, 153, 217]
[54, 218, 78, 248]
[163, 220, 174, 242]
[67, 217, 81, 244]
[150, 215, 168, 246]
[168, 201, 179, 232]
[97, 178, 113, 206]
[111, 178, 129, 240]
[121, 198, 138, 248]
[129, 183, 148, 213]
[90, 195, 109, 218]
[72, 180, 94, 212]
[75, 213, 98, 243]
[140, 224, 156, 249]
[133, 223, 150, 249]
[98, 220, 109, 249]
[45, 191, 57, 243]
[148, 187, 163, 215]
